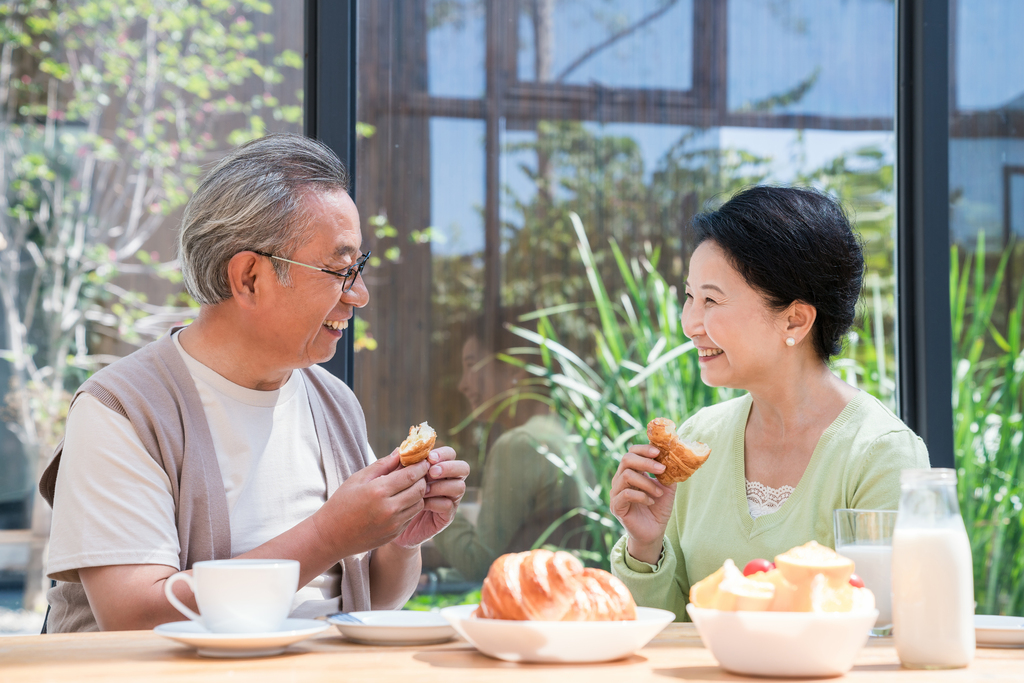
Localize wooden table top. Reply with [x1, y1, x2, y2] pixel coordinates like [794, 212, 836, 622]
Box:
[1, 623, 1021, 682]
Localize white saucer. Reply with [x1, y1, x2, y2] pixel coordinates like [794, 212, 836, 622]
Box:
[154, 618, 329, 657]
[975, 615, 1024, 648]
[327, 610, 456, 645]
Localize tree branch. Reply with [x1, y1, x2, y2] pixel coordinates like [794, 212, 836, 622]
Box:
[555, 0, 680, 83]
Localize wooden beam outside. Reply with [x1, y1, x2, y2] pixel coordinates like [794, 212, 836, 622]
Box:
[390, 91, 895, 132]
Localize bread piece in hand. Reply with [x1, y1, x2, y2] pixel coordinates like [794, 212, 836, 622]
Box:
[646, 417, 710, 485]
[399, 422, 436, 466]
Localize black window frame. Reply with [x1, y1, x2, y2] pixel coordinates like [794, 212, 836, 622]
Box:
[306, 0, 359, 387]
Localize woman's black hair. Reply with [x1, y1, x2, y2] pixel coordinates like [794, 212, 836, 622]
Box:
[690, 186, 865, 362]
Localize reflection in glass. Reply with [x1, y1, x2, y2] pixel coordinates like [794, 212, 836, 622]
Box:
[728, 0, 894, 118]
[430, 314, 593, 582]
[518, 0, 694, 90]
[356, 0, 898, 598]
[428, 0, 486, 97]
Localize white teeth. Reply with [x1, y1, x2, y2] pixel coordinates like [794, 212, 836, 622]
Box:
[324, 320, 349, 331]
[698, 348, 723, 357]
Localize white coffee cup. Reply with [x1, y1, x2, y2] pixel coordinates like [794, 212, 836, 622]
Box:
[164, 559, 300, 633]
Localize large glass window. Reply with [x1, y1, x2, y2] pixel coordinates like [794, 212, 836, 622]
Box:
[356, 0, 898, 596]
[948, 0, 1024, 616]
[0, 0, 303, 621]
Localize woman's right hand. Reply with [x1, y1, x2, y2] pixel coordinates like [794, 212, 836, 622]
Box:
[610, 444, 677, 565]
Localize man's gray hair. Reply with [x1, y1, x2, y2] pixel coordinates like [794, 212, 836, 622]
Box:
[178, 133, 350, 305]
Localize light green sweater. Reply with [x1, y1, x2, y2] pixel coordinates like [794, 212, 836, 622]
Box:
[610, 391, 930, 621]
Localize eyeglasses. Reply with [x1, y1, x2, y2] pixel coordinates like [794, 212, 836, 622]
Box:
[253, 249, 371, 293]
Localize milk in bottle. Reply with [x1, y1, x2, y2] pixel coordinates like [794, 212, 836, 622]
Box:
[891, 468, 974, 669]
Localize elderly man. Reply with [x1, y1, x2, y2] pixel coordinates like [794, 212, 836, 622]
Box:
[39, 134, 468, 632]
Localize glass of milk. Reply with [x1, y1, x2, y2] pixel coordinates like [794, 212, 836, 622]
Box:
[834, 508, 897, 635]
[891, 468, 975, 670]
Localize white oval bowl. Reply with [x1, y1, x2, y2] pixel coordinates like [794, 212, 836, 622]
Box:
[440, 604, 674, 663]
[686, 604, 878, 678]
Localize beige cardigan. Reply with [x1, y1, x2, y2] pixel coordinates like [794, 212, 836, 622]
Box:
[39, 330, 375, 632]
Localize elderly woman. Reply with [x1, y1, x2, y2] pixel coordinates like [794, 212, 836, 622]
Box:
[609, 186, 929, 621]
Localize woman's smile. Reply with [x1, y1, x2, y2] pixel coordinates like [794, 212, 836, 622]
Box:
[697, 347, 724, 360]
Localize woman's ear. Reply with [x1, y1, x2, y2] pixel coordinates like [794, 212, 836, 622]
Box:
[783, 301, 817, 346]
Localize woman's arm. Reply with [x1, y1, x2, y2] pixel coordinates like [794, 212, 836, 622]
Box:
[610, 510, 691, 621]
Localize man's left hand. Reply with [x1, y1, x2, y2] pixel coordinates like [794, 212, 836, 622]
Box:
[393, 446, 469, 548]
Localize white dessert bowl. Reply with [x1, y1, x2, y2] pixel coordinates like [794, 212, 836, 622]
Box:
[686, 603, 879, 678]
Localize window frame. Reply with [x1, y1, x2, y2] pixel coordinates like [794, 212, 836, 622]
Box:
[895, 0, 954, 468]
[306, 0, 359, 387]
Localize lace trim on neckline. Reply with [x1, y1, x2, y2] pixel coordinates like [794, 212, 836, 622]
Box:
[746, 479, 794, 519]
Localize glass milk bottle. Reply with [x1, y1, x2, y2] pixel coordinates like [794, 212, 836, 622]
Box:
[892, 468, 975, 669]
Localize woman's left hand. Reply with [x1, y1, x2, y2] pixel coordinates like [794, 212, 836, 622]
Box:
[392, 447, 469, 548]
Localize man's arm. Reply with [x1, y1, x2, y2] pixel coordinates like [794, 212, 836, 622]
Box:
[367, 447, 470, 610]
[81, 453, 430, 631]
[367, 543, 422, 610]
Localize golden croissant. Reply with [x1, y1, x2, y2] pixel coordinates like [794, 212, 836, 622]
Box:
[478, 549, 637, 621]
[646, 417, 710, 485]
[399, 422, 436, 466]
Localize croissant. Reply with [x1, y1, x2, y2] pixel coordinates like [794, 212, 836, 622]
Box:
[646, 417, 710, 485]
[478, 549, 637, 621]
[399, 422, 436, 466]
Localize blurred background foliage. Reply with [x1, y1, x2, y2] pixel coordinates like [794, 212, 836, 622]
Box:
[0, 0, 302, 611]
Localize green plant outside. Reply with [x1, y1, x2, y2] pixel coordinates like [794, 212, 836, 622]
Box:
[951, 236, 1024, 616]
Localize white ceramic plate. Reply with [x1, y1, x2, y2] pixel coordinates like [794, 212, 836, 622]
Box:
[327, 610, 456, 646]
[976, 615, 1024, 648]
[153, 618, 328, 658]
[440, 604, 674, 663]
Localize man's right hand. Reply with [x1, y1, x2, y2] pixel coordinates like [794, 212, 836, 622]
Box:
[609, 444, 676, 565]
[311, 451, 430, 559]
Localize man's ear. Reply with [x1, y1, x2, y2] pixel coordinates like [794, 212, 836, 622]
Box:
[226, 251, 263, 310]
[783, 300, 817, 345]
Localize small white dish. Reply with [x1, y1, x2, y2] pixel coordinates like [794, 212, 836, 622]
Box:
[153, 618, 328, 658]
[975, 614, 1024, 648]
[687, 604, 878, 678]
[327, 610, 456, 645]
[440, 604, 674, 663]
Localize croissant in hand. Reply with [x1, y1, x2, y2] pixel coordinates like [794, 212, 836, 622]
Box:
[478, 549, 637, 621]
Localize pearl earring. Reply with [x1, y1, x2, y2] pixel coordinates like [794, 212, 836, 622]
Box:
[786, 337, 796, 347]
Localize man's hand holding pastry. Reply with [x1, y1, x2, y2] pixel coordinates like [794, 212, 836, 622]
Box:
[393, 444, 468, 548]
[392, 421, 470, 548]
[312, 451, 432, 559]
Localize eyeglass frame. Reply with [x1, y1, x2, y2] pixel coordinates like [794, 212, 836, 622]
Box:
[251, 249, 371, 293]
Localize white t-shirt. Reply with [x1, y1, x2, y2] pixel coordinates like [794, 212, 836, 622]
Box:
[47, 331, 349, 614]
